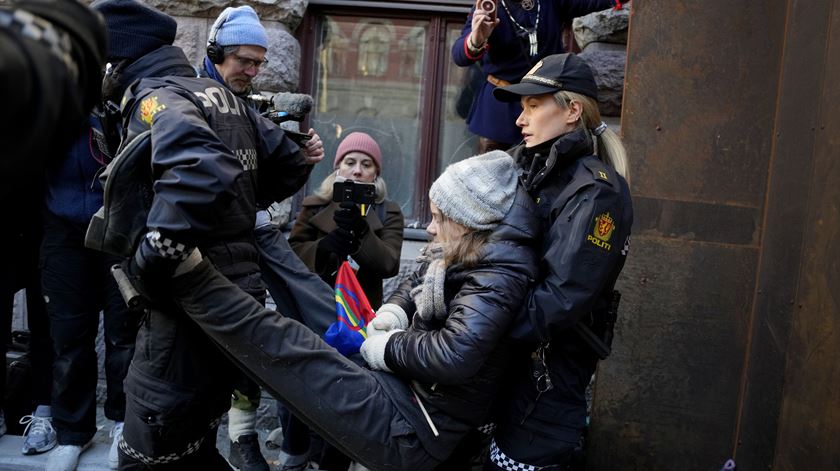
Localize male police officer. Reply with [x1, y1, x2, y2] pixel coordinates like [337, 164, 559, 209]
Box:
[88, 1, 325, 469]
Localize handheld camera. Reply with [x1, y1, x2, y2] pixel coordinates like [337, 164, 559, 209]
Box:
[479, 0, 497, 19]
[333, 180, 376, 205]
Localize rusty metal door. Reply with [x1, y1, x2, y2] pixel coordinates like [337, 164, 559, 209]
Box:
[588, 1, 840, 469]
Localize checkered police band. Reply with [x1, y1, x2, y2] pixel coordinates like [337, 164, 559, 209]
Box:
[118, 417, 222, 465]
[490, 439, 539, 471]
[235, 148, 258, 171]
[0, 8, 78, 81]
[477, 422, 497, 435]
[146, 230, 192, 261]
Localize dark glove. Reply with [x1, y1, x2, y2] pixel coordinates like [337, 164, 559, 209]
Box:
[318, 227, 360, 258]
[333, 201, 369, 238]
[120, 235, 185, 306]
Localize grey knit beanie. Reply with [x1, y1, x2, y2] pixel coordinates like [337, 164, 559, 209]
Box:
[429, 150, 518, 231]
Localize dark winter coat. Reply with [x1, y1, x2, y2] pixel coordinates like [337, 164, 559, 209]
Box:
[383, 186, 540, 433]
[289, 196, 404, 308]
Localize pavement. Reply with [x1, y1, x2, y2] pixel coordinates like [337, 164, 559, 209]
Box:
[0, 406, 278, 471]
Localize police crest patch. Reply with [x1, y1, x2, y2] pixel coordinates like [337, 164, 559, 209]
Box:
[587, 212, 615, 251]
[140, 96, 166, 125]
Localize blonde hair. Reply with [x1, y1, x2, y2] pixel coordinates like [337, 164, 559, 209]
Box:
[554, 91, 630, 182]
[435, 211, 491, 267]
[314, 171, 388, 204]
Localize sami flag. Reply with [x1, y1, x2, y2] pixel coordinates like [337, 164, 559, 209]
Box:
[324, 261, 377, 356]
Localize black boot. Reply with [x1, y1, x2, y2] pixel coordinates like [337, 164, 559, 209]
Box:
[229, 433, 270, 471]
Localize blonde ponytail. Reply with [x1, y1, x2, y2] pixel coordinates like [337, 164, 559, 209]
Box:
[554, 91, 630, 183]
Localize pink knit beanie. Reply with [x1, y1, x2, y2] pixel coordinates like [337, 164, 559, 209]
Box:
[334, 132, 382, 173]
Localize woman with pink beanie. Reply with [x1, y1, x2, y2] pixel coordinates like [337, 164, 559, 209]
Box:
[289, 131, 404, 307]
[284, 132, 405, 470]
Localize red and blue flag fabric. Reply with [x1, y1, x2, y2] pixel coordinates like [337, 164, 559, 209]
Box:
[324, 261, 376, 356]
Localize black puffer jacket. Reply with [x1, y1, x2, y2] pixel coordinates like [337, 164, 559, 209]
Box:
[383, 186, 539, 430]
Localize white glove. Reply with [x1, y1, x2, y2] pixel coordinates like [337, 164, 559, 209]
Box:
[360, 329, 401, 372]
[365, 303, 409, 337]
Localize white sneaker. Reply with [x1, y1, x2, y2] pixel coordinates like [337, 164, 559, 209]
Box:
[45, 441, 92, 471]
[20, 412, 57, 455]
[109, 422, 124, 469]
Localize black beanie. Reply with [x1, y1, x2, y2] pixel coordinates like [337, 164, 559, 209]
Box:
[90, 0, 177, 61]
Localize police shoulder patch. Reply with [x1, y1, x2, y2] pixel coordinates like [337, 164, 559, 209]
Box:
[139, 96, 166, 126]
[586, 212, 616, 251]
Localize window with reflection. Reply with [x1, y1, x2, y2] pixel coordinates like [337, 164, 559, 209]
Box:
[301, 8, 485, 227]
[309, 14, 429, 222]
[357, 23, 392, 77]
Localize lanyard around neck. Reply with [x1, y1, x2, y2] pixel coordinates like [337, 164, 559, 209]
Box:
[499, 0, 540, 57]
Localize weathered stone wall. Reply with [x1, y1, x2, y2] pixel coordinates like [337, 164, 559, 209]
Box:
[66, 0, 308, 92]
[573, 2, 630, 117]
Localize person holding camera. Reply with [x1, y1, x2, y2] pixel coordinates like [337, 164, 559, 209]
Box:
[452, 0, 618, 153]
[281, 132, 404, 470]
[290, 132, 404, 308]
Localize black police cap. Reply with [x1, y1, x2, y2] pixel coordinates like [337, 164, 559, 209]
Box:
[494, 53, 598, 102]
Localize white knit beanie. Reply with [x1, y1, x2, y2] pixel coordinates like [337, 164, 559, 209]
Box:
[429, 150, 518, 231]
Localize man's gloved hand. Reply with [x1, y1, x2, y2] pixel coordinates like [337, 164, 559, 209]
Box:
[366, 303, 410, 337]
[318, 227, 360, 258]
[121, 232, 190, 305]
[360, 329, 401, 372]
[333, 201, 369, 238]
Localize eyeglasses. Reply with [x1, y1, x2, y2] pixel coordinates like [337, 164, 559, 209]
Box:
[231, 53, 268, 70]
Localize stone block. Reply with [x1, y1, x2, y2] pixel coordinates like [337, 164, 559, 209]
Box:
[573, 3, 630, 50]
[145, 0, 308, 30]
[253, 22, 301, 92]
[173, 16, 210, 66]
[579, 46, 627, 117]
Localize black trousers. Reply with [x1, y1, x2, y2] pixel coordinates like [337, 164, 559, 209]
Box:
[255, 224, 353, 470]
[0, 212, 52, 412]
[40, 210, 140, 445]
[170, 259, 450, 471]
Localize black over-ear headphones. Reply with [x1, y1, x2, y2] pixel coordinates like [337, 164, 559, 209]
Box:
[206, 9, 232, 64]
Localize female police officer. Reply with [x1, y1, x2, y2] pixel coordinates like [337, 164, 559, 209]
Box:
[487, 53, 633, 470]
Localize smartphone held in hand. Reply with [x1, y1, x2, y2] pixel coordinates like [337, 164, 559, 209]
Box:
[333, 179, 376, 205]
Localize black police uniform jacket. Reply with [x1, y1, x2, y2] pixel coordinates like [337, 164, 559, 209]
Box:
[119, 47, 311, 296]
[381, 187, 539, 457]
[500, 128, 633, 444]
[111, 47, 312, 431]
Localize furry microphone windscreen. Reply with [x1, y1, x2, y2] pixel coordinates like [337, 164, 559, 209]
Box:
[272, 92, 313, 121]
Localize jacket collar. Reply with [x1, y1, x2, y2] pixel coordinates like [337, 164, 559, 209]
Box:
[105, 46, 197, 103]
[513, 127, 594, 191]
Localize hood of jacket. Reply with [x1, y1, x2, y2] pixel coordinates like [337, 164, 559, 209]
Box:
[103, 45, 196, 103]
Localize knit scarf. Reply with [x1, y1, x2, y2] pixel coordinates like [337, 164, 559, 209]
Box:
[411, 244, 448, 321]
